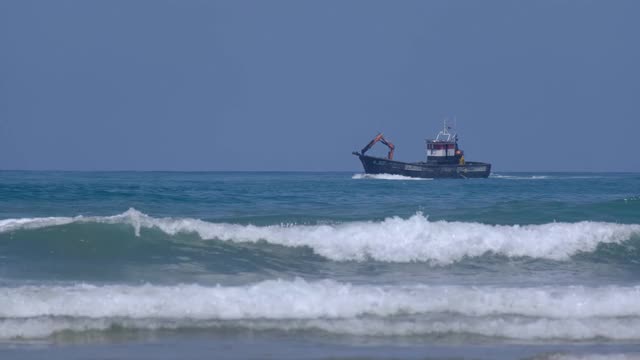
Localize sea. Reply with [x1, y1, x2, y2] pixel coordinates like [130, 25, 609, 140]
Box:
[0, 171, 639, 359]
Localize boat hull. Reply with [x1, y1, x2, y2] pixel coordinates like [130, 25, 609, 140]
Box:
[354, 154, 491, 179]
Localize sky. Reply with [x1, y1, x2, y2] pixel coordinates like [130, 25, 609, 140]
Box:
[1, 0, 638, 172]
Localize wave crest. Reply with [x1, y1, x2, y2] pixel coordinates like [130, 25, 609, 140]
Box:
[1, 209, 639, 264]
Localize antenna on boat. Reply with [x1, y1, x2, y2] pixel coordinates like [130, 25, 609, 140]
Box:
[435, 117, 461, 142]
[451, 116, 458, 141]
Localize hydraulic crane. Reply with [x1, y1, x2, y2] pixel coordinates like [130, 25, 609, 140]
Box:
[360, 133, 395, 160]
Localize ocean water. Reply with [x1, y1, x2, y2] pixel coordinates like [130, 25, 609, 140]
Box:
[1, 171, 640, 359]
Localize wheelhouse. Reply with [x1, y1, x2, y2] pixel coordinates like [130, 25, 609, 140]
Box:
[425, 122, 464, 164]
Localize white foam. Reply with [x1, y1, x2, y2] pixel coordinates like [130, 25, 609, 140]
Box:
[490, 173, 604, 180]
[0, 216, 79, 233]
[245, 317, 640, 340]
[1, 209, 639, 264]
[2, 280, 640, 339]
[6, 317, 640, 341]
[4, 280, 640, 319]
[490, 173, 550, 180]
[352, 173, 432, 180]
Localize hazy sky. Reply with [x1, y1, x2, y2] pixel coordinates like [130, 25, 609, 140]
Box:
[1, 0, 638, 171]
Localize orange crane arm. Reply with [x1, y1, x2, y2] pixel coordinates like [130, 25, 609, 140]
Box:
[360, 133, 395, 160]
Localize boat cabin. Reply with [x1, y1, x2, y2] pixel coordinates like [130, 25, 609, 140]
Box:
[425, 123, 464, 165]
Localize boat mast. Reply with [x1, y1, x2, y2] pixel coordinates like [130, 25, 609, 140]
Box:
[436, 118, 456, 142]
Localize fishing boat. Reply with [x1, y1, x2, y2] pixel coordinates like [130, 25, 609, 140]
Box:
[352, 122, 491, 179]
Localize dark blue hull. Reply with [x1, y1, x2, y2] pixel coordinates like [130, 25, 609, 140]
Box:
[354, 154, 491, 179]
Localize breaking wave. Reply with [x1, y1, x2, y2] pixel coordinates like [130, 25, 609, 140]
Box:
[1, 209, 639, 264]
[2, 279, 640, 340]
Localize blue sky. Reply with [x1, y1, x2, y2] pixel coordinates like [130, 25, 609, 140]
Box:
[1, 0, 638, 171]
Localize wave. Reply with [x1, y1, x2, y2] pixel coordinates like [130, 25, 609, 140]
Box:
[491, 173, 551, 180]
[490, 173, 609, 180]
[352, 173, 432, 180]
[7, 316, 640, 341]
[3, 279, 640, 340]
[1, 209, 639, 264]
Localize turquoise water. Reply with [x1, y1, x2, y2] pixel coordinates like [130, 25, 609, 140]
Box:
[1, 171, 640, 359]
